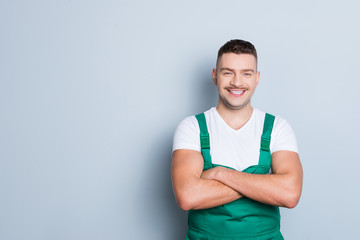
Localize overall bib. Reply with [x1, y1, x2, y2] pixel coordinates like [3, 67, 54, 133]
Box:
[185, 113, 283, 240]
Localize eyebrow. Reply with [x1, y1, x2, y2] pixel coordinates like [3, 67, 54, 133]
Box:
[220, 68, 255, 72]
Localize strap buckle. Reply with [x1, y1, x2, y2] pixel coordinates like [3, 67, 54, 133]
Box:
[200, 135, 210, 149]
[260, 137, 270, 152]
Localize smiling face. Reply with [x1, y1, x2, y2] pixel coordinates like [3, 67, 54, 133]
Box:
[213, 53, 260, 112]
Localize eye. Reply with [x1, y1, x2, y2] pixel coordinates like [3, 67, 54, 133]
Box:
[223, 71, 232, 76]
[243, 72, 252, 77]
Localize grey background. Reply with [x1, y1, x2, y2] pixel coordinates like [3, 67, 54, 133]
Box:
[1, 0, 359, 239]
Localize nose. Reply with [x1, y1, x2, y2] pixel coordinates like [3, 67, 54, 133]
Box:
[230, 73, 244, 87]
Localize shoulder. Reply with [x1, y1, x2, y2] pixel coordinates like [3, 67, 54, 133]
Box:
[177, 107, 215, 131]
[272, 113, 295, 138]
[254, 109, 298, 153]
[176, 115, 199, 134]
[253, 109, 292, 131]
[172, 108, 214, 153]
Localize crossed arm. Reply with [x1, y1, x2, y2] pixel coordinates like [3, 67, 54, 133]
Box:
[171, 149, 303, 211]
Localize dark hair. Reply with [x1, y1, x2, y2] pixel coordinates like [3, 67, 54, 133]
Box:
[216, 39, 257, 68]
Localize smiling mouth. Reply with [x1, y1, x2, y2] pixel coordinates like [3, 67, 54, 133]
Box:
[228, 89, 245, 96]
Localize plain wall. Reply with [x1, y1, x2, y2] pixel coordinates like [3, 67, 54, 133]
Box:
[1, 0, 360, 239]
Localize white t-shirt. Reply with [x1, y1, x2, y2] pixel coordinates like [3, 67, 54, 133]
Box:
[172, 107, 298, 171]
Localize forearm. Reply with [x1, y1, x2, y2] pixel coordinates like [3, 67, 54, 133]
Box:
[215, 168, 300, 208]
[203, 151, 303, 208]
[172, 149, 243, 211]
[174, 174, 242, 210]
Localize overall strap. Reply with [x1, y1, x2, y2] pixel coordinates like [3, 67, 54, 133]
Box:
[195, 113, 213, 170]
[258, 113, 275, 166]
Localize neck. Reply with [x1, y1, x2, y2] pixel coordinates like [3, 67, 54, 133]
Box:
[216, 103, 254, 130]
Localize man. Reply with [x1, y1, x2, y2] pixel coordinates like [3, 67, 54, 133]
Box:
[171, 39, 303, 239]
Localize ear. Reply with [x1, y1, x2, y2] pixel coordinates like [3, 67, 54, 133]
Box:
[212, 68, 217, 86]
[256, 71, 260, 86]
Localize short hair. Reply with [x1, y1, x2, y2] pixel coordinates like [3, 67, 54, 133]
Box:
[216, 39, 258, 68]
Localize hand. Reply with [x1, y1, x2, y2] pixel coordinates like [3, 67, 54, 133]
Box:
[201, 167, 222, 180]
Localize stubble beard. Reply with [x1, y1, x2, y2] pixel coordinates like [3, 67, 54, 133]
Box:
[219, 93, 251, 111]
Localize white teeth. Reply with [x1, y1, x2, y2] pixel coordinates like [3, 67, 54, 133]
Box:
[230, 90, 244, 94]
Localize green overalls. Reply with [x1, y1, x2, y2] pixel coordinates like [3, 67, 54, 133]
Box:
[185, 113, 283, 240]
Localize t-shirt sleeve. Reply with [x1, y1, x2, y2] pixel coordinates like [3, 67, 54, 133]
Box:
[270, 116, 298, 154]
[172, 116, 201, 153]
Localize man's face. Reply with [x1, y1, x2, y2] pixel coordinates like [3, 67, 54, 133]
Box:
[213, 53, 259, 111]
